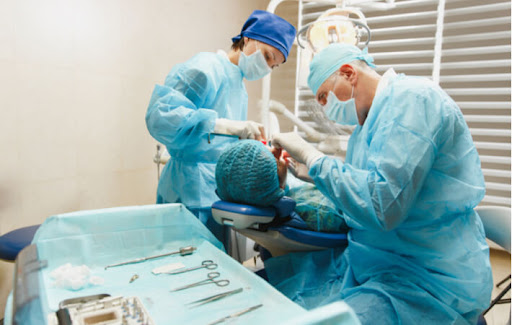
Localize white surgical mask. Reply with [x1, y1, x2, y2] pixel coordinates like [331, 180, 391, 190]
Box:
[324, 86, 359, 126]
[239, 43, 272, 81]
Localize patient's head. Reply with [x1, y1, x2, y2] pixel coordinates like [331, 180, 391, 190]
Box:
[216, 140, 287, 207]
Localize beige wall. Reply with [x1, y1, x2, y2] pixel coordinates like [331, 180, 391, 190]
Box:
[0, 0, 270, 318]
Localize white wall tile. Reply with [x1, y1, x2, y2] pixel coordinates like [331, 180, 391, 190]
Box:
[0, 262, 15, 320]
[117, 169, 158, 206]
[73, 0, 122, 74]
[74, 71, 123, 175]
[77, 170, 156, 210]
[19, 178, 79, 226]
[77, 173, 123, 210]
[0, 62, 20, 188]
[120, 77, 157, 171]
[0, 62, 21, 233]
[15, 63, 78, 183]
[14, 0, 74, 66]
[0, 1, 15, 61]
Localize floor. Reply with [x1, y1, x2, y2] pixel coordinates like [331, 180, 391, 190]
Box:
[485, 248, 511, 325]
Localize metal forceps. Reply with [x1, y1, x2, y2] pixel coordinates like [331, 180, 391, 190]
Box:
[170, 272, 230, 292]
[165, 260, 217, 275]
[186, 288, 243, 308]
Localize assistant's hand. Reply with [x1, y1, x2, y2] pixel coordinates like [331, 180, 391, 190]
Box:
[271, 132, 324, 168]
[214, 118, 266, 141]
[288, 158, 314, 183]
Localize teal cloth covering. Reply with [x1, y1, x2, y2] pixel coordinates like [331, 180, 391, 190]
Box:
[3, 204, 360, 324]
[287, 183, 348, 233]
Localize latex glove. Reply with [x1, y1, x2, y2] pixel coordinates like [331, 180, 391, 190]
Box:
[271, 132, 324, 168]
[288, 158, 314, 184]
[214, 118, 266, 141]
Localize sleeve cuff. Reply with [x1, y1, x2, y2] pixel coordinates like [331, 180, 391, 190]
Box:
[306, 152, 325, 169]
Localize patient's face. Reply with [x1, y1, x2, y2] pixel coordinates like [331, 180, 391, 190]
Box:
[269, 146, 288, 189]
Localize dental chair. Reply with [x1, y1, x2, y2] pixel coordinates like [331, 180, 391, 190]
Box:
[211, 198, 348, 258]
[0, 225, 40, 262]
[475, 205, 511, 325]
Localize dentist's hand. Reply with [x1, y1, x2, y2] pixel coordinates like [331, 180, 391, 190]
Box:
[214, 118, 266, 141]
[288, 158, 314, 184]
[271, 132, 324, 168]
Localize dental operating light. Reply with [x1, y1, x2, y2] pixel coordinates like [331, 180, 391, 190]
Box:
[297, 7, 371, 53]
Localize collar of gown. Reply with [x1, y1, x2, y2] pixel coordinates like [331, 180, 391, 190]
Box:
[375, 68, 397, 96]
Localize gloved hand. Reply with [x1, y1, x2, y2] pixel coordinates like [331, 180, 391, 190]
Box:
[214, 118, 266, 141]
[271, 132, 325, 168]
[288, 158, 314, 183]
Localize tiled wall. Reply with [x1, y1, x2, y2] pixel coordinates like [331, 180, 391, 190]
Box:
[0, 0, 268, 318]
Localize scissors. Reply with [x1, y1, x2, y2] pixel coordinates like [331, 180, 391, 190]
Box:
[170, 272, 230, 292]
[165, 260, 217, 275]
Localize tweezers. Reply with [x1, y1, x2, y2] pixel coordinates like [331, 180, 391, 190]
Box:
[186, 288, 243, 308]
[207, 303, 263, 325]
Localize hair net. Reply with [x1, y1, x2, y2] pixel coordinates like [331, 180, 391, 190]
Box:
[216, 140, 284, 207]
[307, 43, 376, 96]
[232, 10, 296, 61]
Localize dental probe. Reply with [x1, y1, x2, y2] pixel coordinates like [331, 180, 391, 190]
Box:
[105, 246, 196, 270]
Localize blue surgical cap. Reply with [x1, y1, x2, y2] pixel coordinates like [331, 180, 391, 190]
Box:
[232, 10, 296, 61]
[216, 140, 284, 207]
[308, 43, 376, 96]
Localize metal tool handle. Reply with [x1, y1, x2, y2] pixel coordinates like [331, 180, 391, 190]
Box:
[146, 246, 196, 261]
[105, 257, 145, 269]
[212, 279, 230, 287]
[171, 278, 210, 292]
[203, 260, 217, 270]
[105, 246, 196, 269]
[207, 304, 263, 325]
[187, 288, 243, 307]
[179, 246, 196, 256]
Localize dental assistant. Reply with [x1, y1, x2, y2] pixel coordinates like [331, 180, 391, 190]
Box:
[270, 44, 492, 324]
[145, 10, 296, 246]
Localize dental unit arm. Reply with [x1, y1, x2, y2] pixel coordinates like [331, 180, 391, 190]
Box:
[268, 99, 349, 157]
[268, 100, 326, 143]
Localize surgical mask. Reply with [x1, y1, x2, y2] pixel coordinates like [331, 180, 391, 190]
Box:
[239, 42, 272, 81]
[324, 86, 359, 126]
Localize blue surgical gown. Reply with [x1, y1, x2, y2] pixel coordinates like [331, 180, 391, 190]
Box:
[266, 73, 492, 324]
[146, 52, 247, 242]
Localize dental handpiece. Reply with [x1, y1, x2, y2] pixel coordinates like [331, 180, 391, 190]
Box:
[105, 246, 196, 270]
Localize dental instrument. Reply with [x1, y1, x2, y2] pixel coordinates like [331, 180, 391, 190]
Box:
[164, 260, 217, 275]
[186, 288, 243, 308]
[207, 304, 263, 325]
[207, 132, 240, 144]
[170, 272, 230, 292]
[104, 246, 196, 270]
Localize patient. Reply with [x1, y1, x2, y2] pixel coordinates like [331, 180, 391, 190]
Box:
[215, 140, 348, 233]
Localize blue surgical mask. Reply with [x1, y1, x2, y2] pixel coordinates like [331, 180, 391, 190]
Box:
[239, 45, 272, 81]
[324, 86, 359, 126]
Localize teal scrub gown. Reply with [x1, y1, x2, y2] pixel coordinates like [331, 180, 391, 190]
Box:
[266, 73, 492, 324]
[146, 52, 247, 245]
